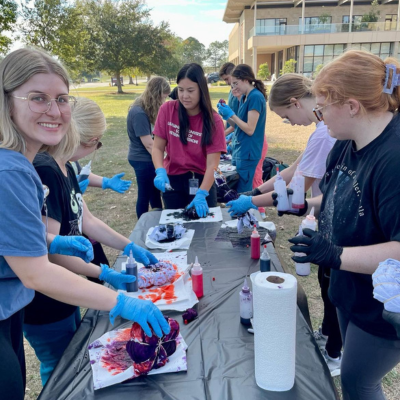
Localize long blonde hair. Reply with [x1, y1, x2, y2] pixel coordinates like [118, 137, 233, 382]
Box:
[0, 48, 79, 159]
[313, 50, 400, 114]
[131, 76, 170, 124]
[73, 97, 106, 144]
[269, 73, 313, 110]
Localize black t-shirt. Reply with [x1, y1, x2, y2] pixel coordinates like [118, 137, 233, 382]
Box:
[319, 113, 400, 339]
[24, 153, 84, 325]
[127, 105, 153, 162]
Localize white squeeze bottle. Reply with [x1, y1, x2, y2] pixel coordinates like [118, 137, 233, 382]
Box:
[77, 160, 92, 183]
[301, 206, 317, 232]
[295, 225, 310, 276]
[292, 166, 305, 210]
[273, 167, 290, 212]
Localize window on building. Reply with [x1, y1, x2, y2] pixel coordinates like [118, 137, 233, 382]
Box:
[350, 42, 393, 59]
[342, 15, 363, 24]
[303, 44, 345, 73]
[299, 16, 333, 33]
[256, 18, 287, 35]
[385, 15, 398, 31]
[286, 46, 299, 72]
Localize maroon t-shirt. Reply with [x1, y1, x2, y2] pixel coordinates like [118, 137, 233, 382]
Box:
[153, 100, 226, 175]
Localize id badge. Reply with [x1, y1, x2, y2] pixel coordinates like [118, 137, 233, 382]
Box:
[189, 179, 199, 195]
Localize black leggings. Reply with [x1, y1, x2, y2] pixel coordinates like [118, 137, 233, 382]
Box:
[318, 266, 343, 358]
[0, 309, 25, 400]
[337, 309, 400, 400]
[162, 172, 217, 210]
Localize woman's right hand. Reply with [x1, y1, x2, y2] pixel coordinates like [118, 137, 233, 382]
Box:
[154, 167, 170, 193]
[226, 195, 257, 216]
[109, 293, 171, 337]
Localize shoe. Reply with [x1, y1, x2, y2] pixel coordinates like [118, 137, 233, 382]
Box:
[323, 350, 342, 377]
[313, 326, 328, 351]
[260, 212, 266, 219]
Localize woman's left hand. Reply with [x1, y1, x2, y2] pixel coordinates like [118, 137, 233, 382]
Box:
[217, 103, 235, 121]
[186, 189, 209, 218]
[102, 173, 132, 193]
[288, 229, 343, 270]
[99, 264, 136, 290]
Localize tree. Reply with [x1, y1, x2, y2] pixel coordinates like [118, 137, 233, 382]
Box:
[258, 62, 270, 81]
[281, 59, 297, 75]
[20, 0, 94, 79]
[206, 40, 228, 71]
[181, 37, 206, 65]
[314, 63, 324, 77]
[362, 0, 380, 23]
[0, 0, 18, 55]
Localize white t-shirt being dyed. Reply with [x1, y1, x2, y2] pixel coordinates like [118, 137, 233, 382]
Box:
[298, 121, 336, 198]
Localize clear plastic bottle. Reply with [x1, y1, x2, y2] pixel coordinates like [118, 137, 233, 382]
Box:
[292, 166, 305, 209]
[301, 206, 317, 231]
[273, 167, 290, 212]
[251, 225, 261, 260]
[126, 250, 138, 292]
[260, 245, 271, 272]
[239, 277, 253, 325]
[191, 256, 204, 298]
[77, 160, 92, 183]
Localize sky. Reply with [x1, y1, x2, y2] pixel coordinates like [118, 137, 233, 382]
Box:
[146, 0, 233, 47]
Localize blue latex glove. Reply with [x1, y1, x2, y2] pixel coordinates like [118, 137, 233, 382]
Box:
[78, 178, 89, 194]
[99, 263, 136, 290]
[217, 102, 235, 121]
[102, 173, 132, 194]
[226, 133, 233, 143]
[49, 235, 94, 263]
[226, 195, 257, 217]
[109, 293, 171, 337]
[154, 167, 170, 193]
[186, 189, 209, 218]
[227, 144, 232, 154]
[123, 242, 158, 266]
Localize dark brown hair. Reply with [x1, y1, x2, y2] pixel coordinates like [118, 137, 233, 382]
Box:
[219, 62, 235, 77]
[232, 64, 267, 100]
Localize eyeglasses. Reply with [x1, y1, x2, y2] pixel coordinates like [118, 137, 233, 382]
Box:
[81, 140, 102, 150]
[313, 101, 340, 122]
[12, 93, 77, 115]
[231, 81, 240, 88]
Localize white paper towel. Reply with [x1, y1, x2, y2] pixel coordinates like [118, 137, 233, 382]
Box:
[253, 271, 297, 391]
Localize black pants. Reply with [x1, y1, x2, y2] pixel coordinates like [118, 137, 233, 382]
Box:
[0, 309, 25, 400]
[337, 310, 400, 400]
[162, 172, 217, 210]
[318, 266, 343, 358]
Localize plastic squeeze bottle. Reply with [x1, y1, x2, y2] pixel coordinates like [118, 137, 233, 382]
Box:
[294, 225, 310, 276]
[77, 160, 92, 183]
[251, 225, 261, 260]
[126, 250, 138, 292]
[191, 256, 204, 298]
[260, 245, 271, 272]
[273, 167, 290, 212]
[301, 206, 317, 231]
[239, 277, 253, 326]
[291, 166, 305, 209]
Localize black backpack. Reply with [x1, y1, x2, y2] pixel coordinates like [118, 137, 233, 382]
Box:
[262, 157, 289, 182]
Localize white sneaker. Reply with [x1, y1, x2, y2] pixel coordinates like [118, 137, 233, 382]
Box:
[313, 326, 328, 351]
[323, 350, 342, 377]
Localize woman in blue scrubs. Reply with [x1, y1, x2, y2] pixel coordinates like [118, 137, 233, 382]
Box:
[217, 64, 267, 192]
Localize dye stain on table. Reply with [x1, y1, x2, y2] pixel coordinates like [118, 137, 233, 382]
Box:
[166, 209, 214, 222]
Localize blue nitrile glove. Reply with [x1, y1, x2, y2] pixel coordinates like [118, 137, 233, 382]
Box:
[227, 144, 232, 154]
[186, 189, 209, 218]
[99, 263, 136, 290]
[226, 195, 258, 217]
[123, 242, 158, 266]
[102, 173, 132, 194]
[49, 235, 94, 263]
[217, 102, 235, 121]
[78, 178, 89, 194]
[226, 133, 233, 143]
[154, 167, 170, 193]
[109, 293, 171, 337]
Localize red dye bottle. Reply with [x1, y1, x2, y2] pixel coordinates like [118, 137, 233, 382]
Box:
[251, 225, 261, 260]
[191, 256, 204, 298]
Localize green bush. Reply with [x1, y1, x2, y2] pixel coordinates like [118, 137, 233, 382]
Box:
[258, 62, 270, 81]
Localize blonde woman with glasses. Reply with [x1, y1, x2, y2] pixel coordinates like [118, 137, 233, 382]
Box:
[0, 48, 169, 400]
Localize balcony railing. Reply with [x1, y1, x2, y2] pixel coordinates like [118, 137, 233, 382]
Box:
[249, 22, 393, 37]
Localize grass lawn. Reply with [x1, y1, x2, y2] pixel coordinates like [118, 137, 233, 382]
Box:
[24, 85, 400, 399]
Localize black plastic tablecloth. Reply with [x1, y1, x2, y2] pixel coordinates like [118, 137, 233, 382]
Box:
[39, 210, 338, 400]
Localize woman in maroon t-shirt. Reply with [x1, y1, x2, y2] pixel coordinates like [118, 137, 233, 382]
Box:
[152, 63, 226, 217]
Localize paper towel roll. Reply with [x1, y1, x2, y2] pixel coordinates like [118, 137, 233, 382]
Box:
[253, 271, 297, 391]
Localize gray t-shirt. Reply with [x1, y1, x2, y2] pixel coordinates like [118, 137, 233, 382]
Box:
[127, 105, 153, 162]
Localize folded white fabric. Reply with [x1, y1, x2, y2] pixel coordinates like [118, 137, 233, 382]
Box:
[372, 258, 400, 312]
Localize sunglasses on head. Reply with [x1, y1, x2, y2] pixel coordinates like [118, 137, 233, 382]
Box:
[81, 140, 103, 150]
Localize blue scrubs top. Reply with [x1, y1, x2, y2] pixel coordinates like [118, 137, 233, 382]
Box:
[231, 88, 266, 161]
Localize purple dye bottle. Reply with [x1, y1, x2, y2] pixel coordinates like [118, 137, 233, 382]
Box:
[240, 277, 253, 326]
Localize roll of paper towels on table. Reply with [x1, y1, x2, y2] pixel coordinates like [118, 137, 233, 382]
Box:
[253, 271, 297, 391]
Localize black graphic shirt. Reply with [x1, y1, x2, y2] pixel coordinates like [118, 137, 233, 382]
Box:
[319, 113, 400, 339]
[24, 153, 83, 325]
